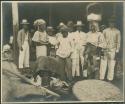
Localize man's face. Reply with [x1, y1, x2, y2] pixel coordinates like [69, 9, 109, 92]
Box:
[47, 31, 53, 36]
[68, 26, 74, 32]
[76, 26, 82, 31]
[3, 50, 12, 59]
[23, 24, 28, 30]
[91, 25, 96, 32]
[100, 26, 105, 32]
[39, 24, 46, 31]
[109, 22, 115, 28]
[62, 31, 68, 37]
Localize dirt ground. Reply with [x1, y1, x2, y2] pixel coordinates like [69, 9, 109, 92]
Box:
[17, 61, 123, 102]
[2, 60, 123, 102]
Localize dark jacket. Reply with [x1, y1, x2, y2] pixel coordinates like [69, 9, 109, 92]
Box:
[17, 29, 31, 49]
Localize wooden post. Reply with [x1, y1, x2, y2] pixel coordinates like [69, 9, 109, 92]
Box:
[123, 2, 125, 75]
[12, 2, 19, 64]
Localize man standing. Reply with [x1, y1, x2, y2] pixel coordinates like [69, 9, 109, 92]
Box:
[100, 25, 106, 33]
[84, 24, 106, 79]
[32, 19, 48, 58]
[67, 21, 74, 33]
[70, 21, 87, 78]
[99, 18, 121, 81]
[56, 22, 65, 38]
[47, 26, 57, 57]
[56, 25, 72, 81]
[17, 19, 31, 71]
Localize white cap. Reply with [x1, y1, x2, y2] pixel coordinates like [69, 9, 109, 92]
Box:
[47, 26, 54, 31]
[57, 22, 65, 29]
[75, 21, 84, 26]
[21, 19, 29, 24]
[59, 22, 65, 26]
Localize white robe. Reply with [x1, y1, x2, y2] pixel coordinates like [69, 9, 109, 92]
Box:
[32, 31, 48, 58]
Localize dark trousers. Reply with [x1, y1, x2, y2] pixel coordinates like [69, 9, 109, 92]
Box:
[56, 56, 72, 81]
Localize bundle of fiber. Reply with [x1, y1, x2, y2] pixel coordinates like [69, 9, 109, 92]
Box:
[72, 80, 123, 101]
[35, 56, 66, 80]
[2, 60, 60, 101]
[2, 75, 15, 102]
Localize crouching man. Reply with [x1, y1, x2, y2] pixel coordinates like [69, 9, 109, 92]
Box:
[17, 19, 31, 73]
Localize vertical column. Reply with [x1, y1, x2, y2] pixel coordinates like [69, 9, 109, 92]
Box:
[12, 2, 19, 64]
[49, 4, 52, 26]
[123, 2, 125, 77]
[1, 3, 3, 45]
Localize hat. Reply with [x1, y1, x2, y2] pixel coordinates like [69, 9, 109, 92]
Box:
[3, 44, 11, 53]
[67, 21, 74, 27]
[57, 22, 65, 29]
[60, 25, 69, 32]
[21, 19, 29, 25]
[47, 26, 54, 31]
[108, 15, 116, 22]
[34, 19, 46, 26]
[75, 21, 84, 26]
[100, 25, 106, 29]
[108, 18, 116, 23]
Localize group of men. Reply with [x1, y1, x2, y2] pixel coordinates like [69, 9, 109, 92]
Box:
[17, 18, 121, 82]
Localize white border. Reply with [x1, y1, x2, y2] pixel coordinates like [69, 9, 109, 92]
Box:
[1, 0, 125, 3]
[1, 2, 3, 104]
[1, 0, 125, 103]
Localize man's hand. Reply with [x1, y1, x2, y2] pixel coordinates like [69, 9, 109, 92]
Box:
[116, 50, 119, 53]
[115, 50, 119, 59]
[40, 40, 49, 45]
[20, 47, 23, 51]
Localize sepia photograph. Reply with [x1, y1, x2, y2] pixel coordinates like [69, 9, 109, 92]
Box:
[1, 0, 125, 103]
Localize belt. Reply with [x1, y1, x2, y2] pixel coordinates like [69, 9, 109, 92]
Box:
[36, 43, 48, 46]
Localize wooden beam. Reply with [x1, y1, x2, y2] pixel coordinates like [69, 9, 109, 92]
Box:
[12, 2, 19, 64]
[49, 4, 52, 26]
[3, 68, 60, 98]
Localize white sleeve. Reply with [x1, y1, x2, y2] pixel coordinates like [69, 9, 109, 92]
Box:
[98, 32, 106, 48]
[50, 37, 59, 45]
[86, 32, 90, 43]
[116, 30, 121, 52]
[32, 31, 39, 42]
[81, 33, 87, 45]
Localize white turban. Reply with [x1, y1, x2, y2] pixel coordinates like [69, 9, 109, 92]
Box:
[87, 13, 102, 21]
[34, 19, 46, 26]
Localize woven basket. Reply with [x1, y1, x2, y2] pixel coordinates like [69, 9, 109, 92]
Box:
[72, 80, 123, 101]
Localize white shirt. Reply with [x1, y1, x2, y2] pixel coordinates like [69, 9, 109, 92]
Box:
[69, 31, 87, 47]
[24, 33, 29, 41]
[87, 31, 106, 48]
[103, 28, 121, 52]
[48, 36, 58, 46]
[56, 32, 63, 39]
[56, 36, 72, 58]
[32, 31, 48, 42]
[68, 31, 86, 59]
